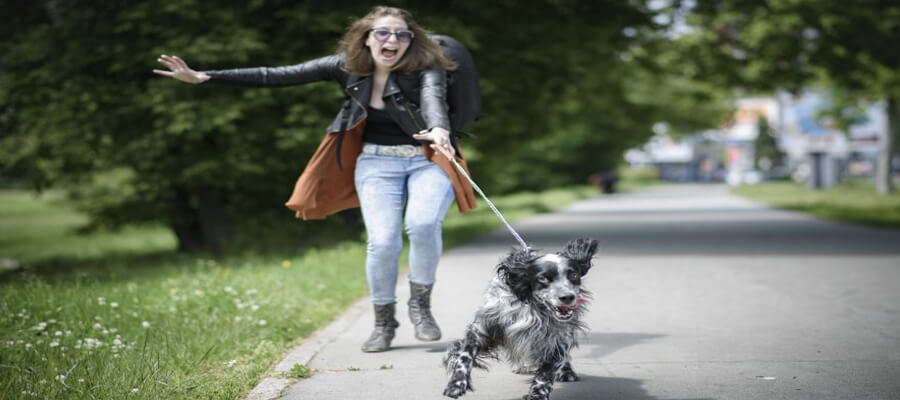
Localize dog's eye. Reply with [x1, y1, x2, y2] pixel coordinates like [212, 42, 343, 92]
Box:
[537, 275, 549, 284]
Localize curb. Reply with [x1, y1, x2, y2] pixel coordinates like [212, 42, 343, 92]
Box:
[242, 297, 371, 400]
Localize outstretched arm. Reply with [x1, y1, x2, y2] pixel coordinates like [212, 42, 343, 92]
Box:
[153, 54, 345, 87]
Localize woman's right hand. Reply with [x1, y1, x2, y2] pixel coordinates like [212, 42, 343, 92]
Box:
[153, 54, 209, 84]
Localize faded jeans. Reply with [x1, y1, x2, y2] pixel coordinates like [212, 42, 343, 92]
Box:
[354, 150, 455, 306]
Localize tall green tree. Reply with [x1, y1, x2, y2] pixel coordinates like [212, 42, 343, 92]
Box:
[682, 0, 900, 193]
[1, 1, 362, 252]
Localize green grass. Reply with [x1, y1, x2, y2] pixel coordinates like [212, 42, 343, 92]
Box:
[0, 185, 597, 400]
[731, 180, 900, 230]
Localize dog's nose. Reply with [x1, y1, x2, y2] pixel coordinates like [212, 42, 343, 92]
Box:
[559, 294, 576, 304]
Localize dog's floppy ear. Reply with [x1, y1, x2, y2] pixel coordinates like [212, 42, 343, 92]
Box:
[561, 238, 598, 276]
[497, 247, 537, 302]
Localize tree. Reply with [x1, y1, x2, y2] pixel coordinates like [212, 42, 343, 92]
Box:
[0, 0, 360, 253]
[681, 0, 900, 193]
[754, 116, 784, 177]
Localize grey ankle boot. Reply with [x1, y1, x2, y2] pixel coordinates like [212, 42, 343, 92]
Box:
[408, 282, 441, 341]
[361, 303, 399, 353]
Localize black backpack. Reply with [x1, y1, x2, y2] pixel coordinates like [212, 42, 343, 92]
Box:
[429, 34, 481, 137]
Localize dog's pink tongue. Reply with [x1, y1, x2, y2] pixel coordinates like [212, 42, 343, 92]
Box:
[575, 295, 585, 307]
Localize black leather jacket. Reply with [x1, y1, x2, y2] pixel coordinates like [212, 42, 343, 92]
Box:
[204, 55, 451, 167]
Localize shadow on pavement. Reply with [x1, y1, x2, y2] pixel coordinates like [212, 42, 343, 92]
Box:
[390, 341, 450, 353]
[583, 332, 666, 359]
[549, 374, 717, 400]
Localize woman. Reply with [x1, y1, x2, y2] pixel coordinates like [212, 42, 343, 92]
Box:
[154, 6, 476, 352]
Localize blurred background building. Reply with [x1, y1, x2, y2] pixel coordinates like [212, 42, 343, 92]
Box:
[625, 92, 890, 189]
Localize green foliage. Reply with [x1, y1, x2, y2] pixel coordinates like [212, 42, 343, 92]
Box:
[754, 116, 784, 173]
[287, 363, 312, 379]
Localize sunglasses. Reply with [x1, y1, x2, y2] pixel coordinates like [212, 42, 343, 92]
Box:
[370, 28, 415, 43]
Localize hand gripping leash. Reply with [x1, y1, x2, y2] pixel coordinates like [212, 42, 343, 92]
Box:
[430, 141, 530, 250]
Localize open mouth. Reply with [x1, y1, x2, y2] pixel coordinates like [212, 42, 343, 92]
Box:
[381, 47, 398, 59]
[551, 295, 584, 321]
[553, 305, 576, 320]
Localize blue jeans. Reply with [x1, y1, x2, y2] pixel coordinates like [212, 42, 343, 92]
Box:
[354, 150, 456, 306]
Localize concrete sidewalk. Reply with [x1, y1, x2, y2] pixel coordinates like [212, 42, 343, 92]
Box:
[251, 184, 900, 400]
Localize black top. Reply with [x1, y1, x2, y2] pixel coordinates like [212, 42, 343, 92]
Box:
[363, 106, 420, 146]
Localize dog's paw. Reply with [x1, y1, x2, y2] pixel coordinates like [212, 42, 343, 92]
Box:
[443, 374, 471, 398]
[522, 393, 549, 400]
[556, 368, 579, 382]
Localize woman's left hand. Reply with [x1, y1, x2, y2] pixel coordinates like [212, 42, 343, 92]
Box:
[413, 128, 455, 159]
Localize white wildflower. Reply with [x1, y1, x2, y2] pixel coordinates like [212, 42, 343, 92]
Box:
[224, 286, 237, 295]
[97, 297, 106, 306]
[110, 302, 119, 308]
[81, 338, 104, 350]
[49, 340, 60, 348]
[78, 378, 85, 383]
[92, 323, 102, 331]
[257, 320, 267, 326]
[141, 321, 150, 329]
[130, 388, 139, 394]
[25, 343, 32, 349]
[194, 290, 205, 297]
[55, 374, 66, 383]
[34, 322, 48, 331]
[54, 331, 62, 337]
[226, 359, 236, 368]
[250, 304, 259, 312]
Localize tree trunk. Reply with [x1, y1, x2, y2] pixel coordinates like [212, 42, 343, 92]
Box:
[877, 96, 897, 195]
[195, 186, 233, 256]
[170, 187, 206, 253]
[168, 186, 233, 255]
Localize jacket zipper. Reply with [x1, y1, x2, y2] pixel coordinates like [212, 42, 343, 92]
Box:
[405, 104, 425, 132]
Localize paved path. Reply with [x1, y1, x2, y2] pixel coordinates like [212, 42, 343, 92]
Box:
[257, 184, 900, 400]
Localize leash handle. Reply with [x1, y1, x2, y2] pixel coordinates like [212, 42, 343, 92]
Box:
[432, 144, 530, 250]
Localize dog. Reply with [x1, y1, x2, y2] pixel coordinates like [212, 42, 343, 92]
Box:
[443, 238, 598, 400]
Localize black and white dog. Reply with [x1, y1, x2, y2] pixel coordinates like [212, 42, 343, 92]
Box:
[443, 238, 598, 400]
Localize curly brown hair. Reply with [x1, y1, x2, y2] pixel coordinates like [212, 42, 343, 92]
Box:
[337, 6, 456, 75]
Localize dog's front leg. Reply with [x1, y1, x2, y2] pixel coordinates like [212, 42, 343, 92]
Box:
[555, 358, 579, 382]
[523, 356, 565, 400]
[443, 329, 483, 398]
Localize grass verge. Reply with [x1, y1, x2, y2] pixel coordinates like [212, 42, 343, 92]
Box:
[731, 180, 900, 230]
[0, 185, 596, 400]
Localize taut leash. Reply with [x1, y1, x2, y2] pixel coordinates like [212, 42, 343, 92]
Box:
[431, 142, 530, 250]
